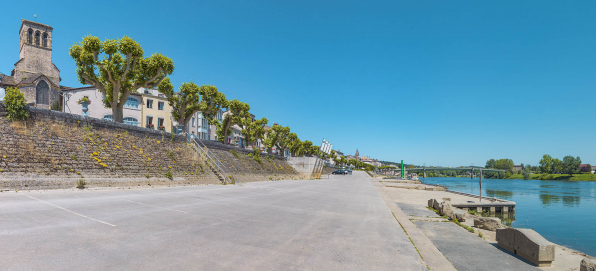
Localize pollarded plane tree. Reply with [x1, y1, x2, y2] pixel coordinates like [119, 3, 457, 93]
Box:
[70, 36, 174, 123]
[264, 124, 291, 155]
[158, 78, 227, 132]
[287, 133, 302, 156]
[215, 99, 251, 144]
[241, 117, 269, 151]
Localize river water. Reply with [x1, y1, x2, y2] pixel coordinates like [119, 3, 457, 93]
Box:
[422, 177, 596, 256]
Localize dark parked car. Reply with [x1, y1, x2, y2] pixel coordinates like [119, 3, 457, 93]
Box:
[332, 169, 347, 175]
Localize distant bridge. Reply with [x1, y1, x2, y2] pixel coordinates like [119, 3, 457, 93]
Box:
[388, 166, 505, 179]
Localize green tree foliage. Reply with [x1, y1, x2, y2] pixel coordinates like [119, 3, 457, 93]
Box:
[69, 35, 174, 123]
[215, 100, 250, 143]
[562, 156, 581, 176]
[539, 154, 553, 174]
[241, 117, 268, 149]
[582, 164, 593, 173]
[158, 78, 227, 129]
[288, 133, 302, 156]
[522, 167, 531, 180]
[485, 159, 496, 169]
[4, 87, 29, 121]
[264, 124, 290, 155]
[552, 158, 563, 174]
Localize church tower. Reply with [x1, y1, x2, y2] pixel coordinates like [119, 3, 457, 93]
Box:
[10, 19, 61, 107]
[355, 148, 359, 158]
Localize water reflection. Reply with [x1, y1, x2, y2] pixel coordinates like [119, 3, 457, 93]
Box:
[485, 189, 514, 200]
[539, 193, 581, 207]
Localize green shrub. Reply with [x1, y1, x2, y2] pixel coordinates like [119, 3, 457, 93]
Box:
[145, 172, 151, 179]
[229, 149, 240, 159]
[165, 170, 173, 180]
[76, 179, 86, 189]
[4, 87, 29, 121]
[252, 150, 262, 164]
[51, 99, 62, 111]
[70, 155, 78, 161]
[265, 156, 272, 163]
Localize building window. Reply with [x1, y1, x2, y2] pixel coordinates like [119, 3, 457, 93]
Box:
[124, 97, 139, 108]
[146, 116, 154, 129]
[158, 118, 164, 129]
[158, 101, 164, 110]
[27, 29, 33, 44]
[35, 80, 49, 105]
[124, 117, 139, 126]
[103, 115, 113, 121]
[35, 31, 41, 46]
[144, 90, 150, 94]
[42, 33, 48, 47]
[192, 118, 195, 127]
[146, 99, 153, 108]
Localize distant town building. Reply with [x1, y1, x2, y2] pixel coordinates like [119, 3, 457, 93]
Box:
[514, 165, 523, 171]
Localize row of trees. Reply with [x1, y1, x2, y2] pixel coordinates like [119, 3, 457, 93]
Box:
[330, 155, 376, 171]
[539, 155, 583, 176]
[482, 155, 585, 179]
[70, 35, 330, 157]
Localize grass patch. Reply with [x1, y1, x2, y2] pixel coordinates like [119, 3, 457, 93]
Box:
[229, 149, 240, 159]
[165, 170, 173, 180]
[453, 219, 474, 233]
[76, 179, 86, 189]
[70, 155, 78, 161]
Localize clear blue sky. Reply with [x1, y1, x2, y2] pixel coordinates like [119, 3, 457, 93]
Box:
[1, 1, 595, 167]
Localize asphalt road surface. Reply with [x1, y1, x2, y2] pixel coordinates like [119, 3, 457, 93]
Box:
[1, 171, 426, 270]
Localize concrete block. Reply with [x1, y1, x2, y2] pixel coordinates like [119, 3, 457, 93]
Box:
[474, 217, 500, 231]
[514, 229, 555, 267]
[442, 198, 451, 202]
[496, 228, 516, 254]
[580, 258, 596, 271]
[497, 228, 555, 267]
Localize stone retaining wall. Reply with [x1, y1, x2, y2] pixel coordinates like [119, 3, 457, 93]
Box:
[0, 102, 299, 189]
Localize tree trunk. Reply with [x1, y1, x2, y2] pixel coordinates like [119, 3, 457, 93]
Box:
[112, 105, 124, 123]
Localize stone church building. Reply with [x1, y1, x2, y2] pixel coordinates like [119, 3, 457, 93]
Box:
[0, 19, 62, 108]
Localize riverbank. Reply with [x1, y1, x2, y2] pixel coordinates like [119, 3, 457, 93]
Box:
[506, 173, 596, 181]
[373, 175, 594, 270]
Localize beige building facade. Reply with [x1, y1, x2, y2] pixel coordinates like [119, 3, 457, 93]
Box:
[140, 88, 173, 133]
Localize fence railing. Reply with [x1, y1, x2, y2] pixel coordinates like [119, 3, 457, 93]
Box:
[187, 134, 233, 184]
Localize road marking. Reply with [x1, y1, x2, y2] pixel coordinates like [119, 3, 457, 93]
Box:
[121, 199, 188, 214]
[22, 194, 116, 227]
[92, 192, 188, 214]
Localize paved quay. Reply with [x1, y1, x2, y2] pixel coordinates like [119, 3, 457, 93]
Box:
[0, 171, 426, 270]
[375, 176, 590, 271]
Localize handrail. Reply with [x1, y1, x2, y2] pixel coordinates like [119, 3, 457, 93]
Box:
[189, 137, 233, 184]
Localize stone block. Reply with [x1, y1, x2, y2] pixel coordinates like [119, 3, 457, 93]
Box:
[497, 228, 555, 267]
[514, 229, 555, 267]
[450, 209, 466, 222]
[496, 228, 516, 254]
[474, 217, 501, 231]
[440, 201, 453, 218]
[580, 258, 596, 271]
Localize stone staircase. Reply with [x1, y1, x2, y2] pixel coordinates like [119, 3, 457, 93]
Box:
[190, 137, 233, 184]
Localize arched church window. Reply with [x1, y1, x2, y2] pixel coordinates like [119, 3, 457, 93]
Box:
[35, 31, 40, 46]
[42, 33, 48, 47]
[27, 29, 33, 44]
[36, 80, 49, 105]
